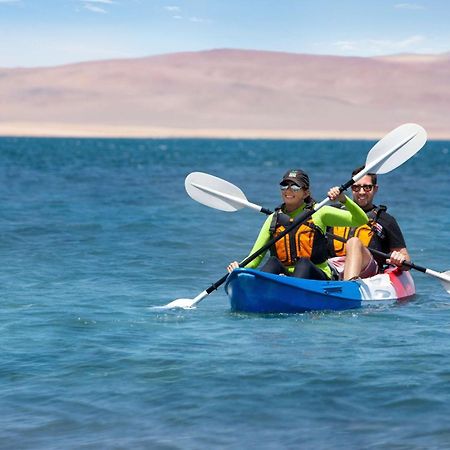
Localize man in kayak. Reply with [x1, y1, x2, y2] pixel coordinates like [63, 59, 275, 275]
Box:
[227, 169, 368, 280]
[327, 165, 410, 280]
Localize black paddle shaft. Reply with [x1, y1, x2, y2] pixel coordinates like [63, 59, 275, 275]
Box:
[205, 205, 320, 295]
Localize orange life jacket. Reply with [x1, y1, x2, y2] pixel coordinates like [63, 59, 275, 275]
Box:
[269, 206, 328, 266]
[327, 206, 386, 257]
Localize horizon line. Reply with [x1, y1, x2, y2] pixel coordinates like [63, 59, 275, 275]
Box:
[2, 47, 449, 70]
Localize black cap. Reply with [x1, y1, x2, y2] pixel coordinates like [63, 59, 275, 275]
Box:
[280, 169, 310, 188]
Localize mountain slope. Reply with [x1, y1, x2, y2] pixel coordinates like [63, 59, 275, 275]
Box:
[1, 49, 449, 138]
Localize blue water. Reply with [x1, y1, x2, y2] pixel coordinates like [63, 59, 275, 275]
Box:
[0, 137, 449, 449]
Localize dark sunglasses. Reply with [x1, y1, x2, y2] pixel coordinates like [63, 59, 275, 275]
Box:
[280, 184, 303, 192]
[351, 184, 374, 192]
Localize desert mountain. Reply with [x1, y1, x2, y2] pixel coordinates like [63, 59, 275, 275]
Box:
[0, 49, 449, 138]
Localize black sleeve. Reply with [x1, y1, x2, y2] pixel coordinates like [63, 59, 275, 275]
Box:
[378, 212, 406, 249]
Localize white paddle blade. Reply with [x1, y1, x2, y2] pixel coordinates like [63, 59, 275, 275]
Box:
[365, 123, 427, 175]
[152, 298, 197, 310]
[158, 289, 209, 309]
[185, 172, 247, 212]
[440, 270, 450, 294]
[425, 269, 450, 294]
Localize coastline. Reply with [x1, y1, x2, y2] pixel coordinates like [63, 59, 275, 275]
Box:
[1, 122, 449, 140]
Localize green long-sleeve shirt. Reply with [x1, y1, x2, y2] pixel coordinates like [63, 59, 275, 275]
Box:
[245, 196, 368, 278]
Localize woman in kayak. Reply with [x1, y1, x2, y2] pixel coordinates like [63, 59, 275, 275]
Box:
[226, 169, 368, 280]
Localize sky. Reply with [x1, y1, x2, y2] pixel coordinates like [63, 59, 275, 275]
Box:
[0, 0, 449, 68]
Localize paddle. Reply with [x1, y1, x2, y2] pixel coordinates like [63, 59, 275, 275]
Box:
[185, 171, 273, 214]
[161, 123, 427, 309]
[324, 232, 450, 292]
[184, 172, 450, 293]
[321, 231, 450, 292]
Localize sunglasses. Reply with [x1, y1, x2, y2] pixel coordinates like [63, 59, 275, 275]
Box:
[280, 184, 303, 192]
[351, 184, 374, 192]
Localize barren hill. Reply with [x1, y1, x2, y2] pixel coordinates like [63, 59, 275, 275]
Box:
[0, 49, 449, 139]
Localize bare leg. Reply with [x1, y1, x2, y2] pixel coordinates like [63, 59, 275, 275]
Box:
[343, 237, 373, 280]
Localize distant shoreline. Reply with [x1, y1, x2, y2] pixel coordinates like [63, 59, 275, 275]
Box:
[1, 123, 449, 140]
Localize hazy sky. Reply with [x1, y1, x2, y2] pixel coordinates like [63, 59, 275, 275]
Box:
[1, 0, 448, 67]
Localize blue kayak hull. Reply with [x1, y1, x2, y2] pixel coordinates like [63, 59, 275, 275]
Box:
[224, 268, 415, 314]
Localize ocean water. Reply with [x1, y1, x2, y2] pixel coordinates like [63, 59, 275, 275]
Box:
[0, 136, 449, 449]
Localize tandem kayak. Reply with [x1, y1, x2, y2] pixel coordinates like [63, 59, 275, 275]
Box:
[224, 267, 415, 313]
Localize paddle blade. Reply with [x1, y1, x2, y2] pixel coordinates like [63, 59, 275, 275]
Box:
[185, 172, 248, 212]
[365, 123, 427, 175]
[157, 290, 209, 310]
[152, 298, 197, 310]
[441, 270, 450, 294]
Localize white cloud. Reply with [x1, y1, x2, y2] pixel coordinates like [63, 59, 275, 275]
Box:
[165, 6, 181, 13]
[333, 35, 426, 54]
[394, 35, 426, 48]
[394, 3, 425, 10]
[163, 5, 209, 23]
[84, 4, 107, 14]
[333, 41, 357, 51]
[165, 5, 183, 19]
[189, 16, 204, 23]
[80, 0, 114, 14]
[368, 35, 425, 51]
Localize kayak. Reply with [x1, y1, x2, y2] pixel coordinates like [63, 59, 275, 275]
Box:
[224, 267, 415, 313]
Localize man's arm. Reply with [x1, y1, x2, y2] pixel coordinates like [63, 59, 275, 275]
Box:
[380, 212, 410, 270]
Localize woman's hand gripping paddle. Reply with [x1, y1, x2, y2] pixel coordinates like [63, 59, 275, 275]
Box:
[160, 123, 428, 309]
